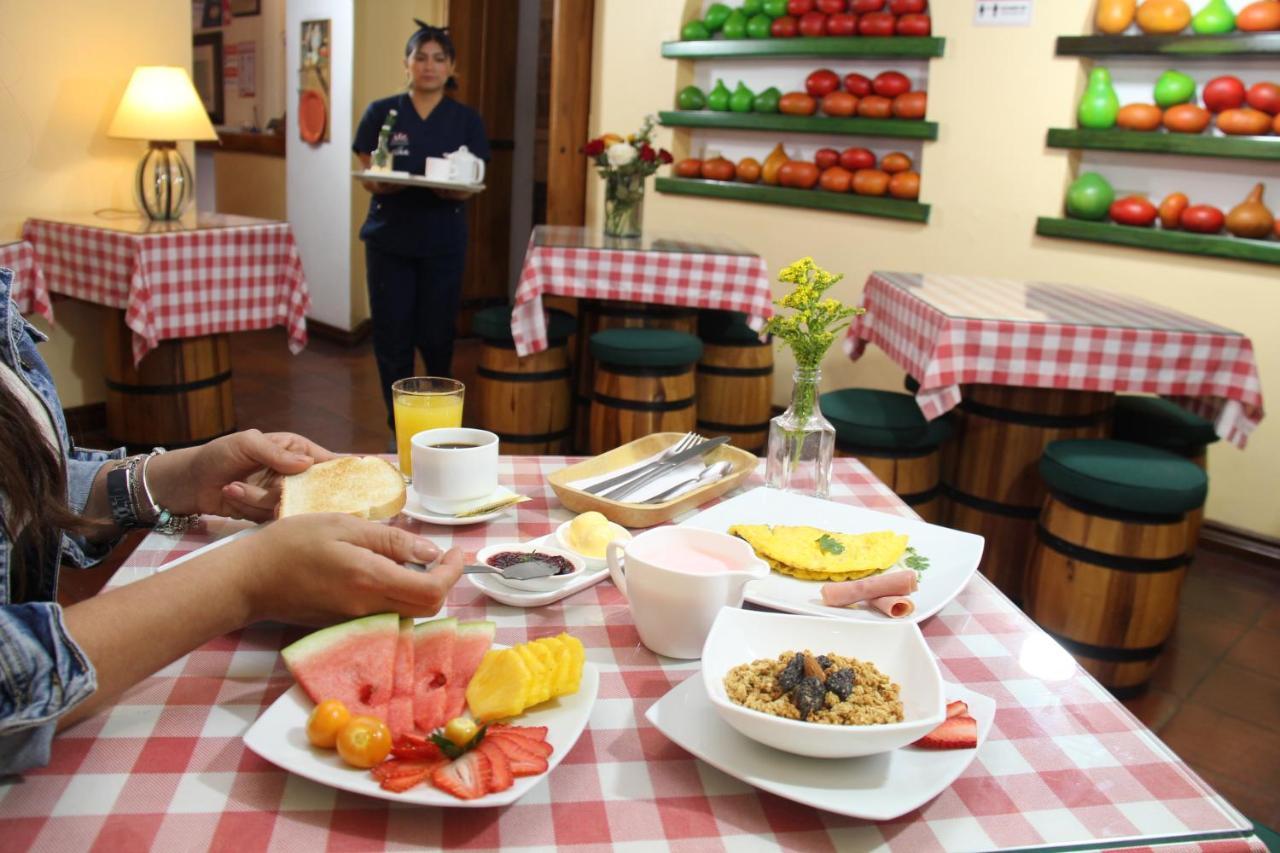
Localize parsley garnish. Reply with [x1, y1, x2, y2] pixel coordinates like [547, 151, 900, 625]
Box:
[816, 534, 845, 555]
[904, 546, 929, 580]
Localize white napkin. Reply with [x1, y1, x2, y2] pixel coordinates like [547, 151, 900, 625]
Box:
[424, 485, 528, 518]
[568, 450, 726, 504]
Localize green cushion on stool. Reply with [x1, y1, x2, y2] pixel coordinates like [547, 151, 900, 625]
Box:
[820, 389, 951, 451]
[699, 310, 767, 346]
[589, 328, 703, 368]
[903, 375, 920, 394]
[474, 305, 575, 345]
[1040, 439, 1207, 515]
[1113, 396, 1219, 453]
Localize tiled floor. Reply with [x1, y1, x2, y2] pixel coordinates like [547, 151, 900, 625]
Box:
[82, 327, 1280, 829]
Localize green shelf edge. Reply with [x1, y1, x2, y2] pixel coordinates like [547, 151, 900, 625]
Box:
[661, 37, 945, 60]
[1035, 217, 1280, 266]
[656, 176, 929, 222]
[659, 110, 938, 140]
[1055, 33, 1280, 57]
[1046, 128, 1280, 161]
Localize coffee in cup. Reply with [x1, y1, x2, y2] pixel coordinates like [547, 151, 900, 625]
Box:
[411, 427, 498, 514]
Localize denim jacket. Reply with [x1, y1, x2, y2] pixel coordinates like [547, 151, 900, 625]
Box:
[0, 267, 123, 775]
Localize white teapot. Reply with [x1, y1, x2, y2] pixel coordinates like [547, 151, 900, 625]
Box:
[444, 146, 485, 184]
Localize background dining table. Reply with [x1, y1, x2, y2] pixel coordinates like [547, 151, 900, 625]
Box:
[1, 457, 1262, 852]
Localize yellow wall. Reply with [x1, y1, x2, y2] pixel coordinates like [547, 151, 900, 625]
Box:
[590, 2, 1278, 537]
[0, 0, 193, 407]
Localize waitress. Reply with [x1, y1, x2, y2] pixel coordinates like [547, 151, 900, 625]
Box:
[353, 20, 489, 429]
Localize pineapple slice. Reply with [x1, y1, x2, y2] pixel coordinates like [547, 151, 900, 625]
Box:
[558, 633, 585, 695]
[535, 636, 570, 697]
[465, 648, 532, 722]
[514, 644, 547, 707]
[525, 641, 557, 705]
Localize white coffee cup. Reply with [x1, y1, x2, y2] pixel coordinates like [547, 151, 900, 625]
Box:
[424, 157, 453, 182]
[606, 527, 769, 660]
[411, 427, 498, 514]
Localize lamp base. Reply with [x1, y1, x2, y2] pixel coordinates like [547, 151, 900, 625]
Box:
[134, 142, 193, 221]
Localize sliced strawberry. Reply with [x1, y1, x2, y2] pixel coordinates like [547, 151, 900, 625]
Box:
[488, 730, 553, 757]
[946, 700, 969, 719]
[476, 740, 514, 792]
[380, 767, 438, 792]
[914, 714, 978, 749]
[372, 757, 450, 781]
[489, 724, 548, 740]
[483, 731, 550, 776]
[431, 751, 493, 800]
[390, 733, 446, 761]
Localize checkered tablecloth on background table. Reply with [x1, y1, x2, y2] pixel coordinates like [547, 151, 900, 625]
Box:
[511, 226, 774, 357]
[21, 215, 310, 364]
[2, 458, 1260, 852]
[0, 239, 51, 322]
[844, 272, 1264, 448]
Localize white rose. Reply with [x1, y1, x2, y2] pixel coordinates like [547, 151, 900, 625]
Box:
[606, 142, 636, 168]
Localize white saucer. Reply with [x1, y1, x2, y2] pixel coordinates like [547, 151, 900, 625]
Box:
[645, 677, 993, 821]
[400, 488, 513, 526]
[465, 535, 611, 607]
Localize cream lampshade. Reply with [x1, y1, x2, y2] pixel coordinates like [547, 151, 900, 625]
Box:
[108, 66, 218, 221]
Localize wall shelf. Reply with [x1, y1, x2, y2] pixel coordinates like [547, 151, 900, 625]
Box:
[659, 110, 938, 140]
[656, 176, 929, 222]
[1055, 33, 1280, 58]
[1046, 128, 1280, 161]
[1035, 216, 1280, 266]
[661, 37, 946, 60]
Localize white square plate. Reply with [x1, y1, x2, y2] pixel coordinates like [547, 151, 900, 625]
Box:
[242, 650, 599, 807]
[679, 487, 984, 622]
[645, 675, 993, 821]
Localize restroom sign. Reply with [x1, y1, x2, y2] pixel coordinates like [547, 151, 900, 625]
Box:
[975, 0, 1033, 26]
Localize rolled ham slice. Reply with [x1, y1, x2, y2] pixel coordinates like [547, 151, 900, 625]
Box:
[821, 570, 918, 608]
[870, 595, 915, 619]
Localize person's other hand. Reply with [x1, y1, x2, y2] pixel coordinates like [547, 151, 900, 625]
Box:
[224, 514, 462, 624]
[148, 429, 338, 521]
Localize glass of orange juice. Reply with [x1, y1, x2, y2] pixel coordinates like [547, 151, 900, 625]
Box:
[391, 377, 464, 478]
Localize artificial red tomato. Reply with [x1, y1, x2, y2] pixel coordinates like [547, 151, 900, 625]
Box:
[816, 0, 846, 12]
[858, 11, 896, 34]
[1109, 196, 1158, 227]
[1246, 82, 1280, 115]
[851, 0, 885, 10]
[820, 91, 858, 116]
[806, 68, 841, 98]
[779, 91, 818, 115]
[892, 91, 928, 119]
[336, 716, 393, 769]
[856, 94, 893, 118]
[873, 71, 911, 98]
[896, 13, 932, 35]
[826, 12, 859, 34]
[306, 699, 352, 749]
[1202, 76, 1246, 113]
[839, 146, 876, 171]
[798, 10, 828, 35]
[814, 147, 841, 169]
[889, 0, 926, 12]
[819, 166, 853, 192]
[1180, 204, 1225, 233]
[771, 15, 800, 36]
[787, 0, 815, 14]
[843, 73, 872, 97]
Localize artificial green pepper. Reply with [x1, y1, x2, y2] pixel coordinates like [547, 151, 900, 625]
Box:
[722, 9, 748, 39]
[707, 79, 732, 111]
[729, 81, 755, 113]
[676, 85, 706, 110]
[753, 86, 781, 113]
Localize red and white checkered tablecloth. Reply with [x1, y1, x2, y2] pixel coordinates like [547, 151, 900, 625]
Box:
[511, 227, 774, 356]
[2, 458, 1260, 852]
[21, 217, 310, 365]
[0, 239, 52, 322]
[845, 272, 1265, 448]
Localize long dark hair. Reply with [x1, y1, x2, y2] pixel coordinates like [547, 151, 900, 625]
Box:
[406, 19, 459, 91]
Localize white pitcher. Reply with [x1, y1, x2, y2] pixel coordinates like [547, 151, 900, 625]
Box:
[445, 145, 485, 184]
[607, 527, 768, 659]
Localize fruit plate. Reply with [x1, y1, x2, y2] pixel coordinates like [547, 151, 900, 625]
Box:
[678, 487, 984, 623]
[243, 649, 599, 807]
[645, 676, 993, 821]
[465, 535, 610, 608]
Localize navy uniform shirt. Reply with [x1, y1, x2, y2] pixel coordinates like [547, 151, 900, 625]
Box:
[352, 93, 490, 258]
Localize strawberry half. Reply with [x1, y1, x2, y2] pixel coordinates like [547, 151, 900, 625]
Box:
[488, 730, 553, 758]
[483, 731, 550, 776]
[372, 757, 450, 781]
[945, 700, 969, 719]
[476, 739, 514, 792]
[390, 733, 446, 761]
[914, 714, 978, 749]
[431, 751, 493, 800]
[380, 768, 436, 792]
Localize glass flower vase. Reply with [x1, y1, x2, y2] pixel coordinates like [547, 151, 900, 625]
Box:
[603, 172, 645, 238]
[765, 366, 835, 499]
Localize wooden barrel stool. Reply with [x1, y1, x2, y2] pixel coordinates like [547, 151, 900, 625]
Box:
[696, 310, 772, 453]
[103, 309, 235, 449]
[943, 384, 1114, 600]
[822, 388, 951, 523]
[587, 328, 701, 456]
[573, 300, 698, 453]
[1113, 395, 1219, 544]
[472, 305, 575, 455]
[1025, 439, 1207, 697]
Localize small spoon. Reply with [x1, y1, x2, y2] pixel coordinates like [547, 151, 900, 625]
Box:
[406, 558, 563, 581]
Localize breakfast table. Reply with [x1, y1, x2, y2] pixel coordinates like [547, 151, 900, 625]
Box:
[1, 457, 1262, 852]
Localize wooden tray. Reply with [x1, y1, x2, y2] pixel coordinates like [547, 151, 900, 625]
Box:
[547, 433, 757, 528]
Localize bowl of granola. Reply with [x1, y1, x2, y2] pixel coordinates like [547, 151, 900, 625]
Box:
[700, 608, 945, 758]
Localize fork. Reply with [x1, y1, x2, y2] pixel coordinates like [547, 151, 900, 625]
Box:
[581, 432, 700, 495]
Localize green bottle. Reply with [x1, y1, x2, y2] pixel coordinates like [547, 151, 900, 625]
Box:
[676, 85, 706, 110]
[722, 9, 748, 39]
[1077, 67, 1119, 130]
[1154, 70, 1196, 108]
[753, 86, 781, 113]
[707, 79, 732, 112]
[729, 81, 755, 113]
[746, 13, 772, 38]
[703, 2, 732, 31]
[1065, 172, 1115, 221]
[681, 20, 710, 40]
[1192, 0, 1235, 34]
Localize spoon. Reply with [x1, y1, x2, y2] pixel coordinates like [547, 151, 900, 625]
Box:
[405, 558, 563, 581]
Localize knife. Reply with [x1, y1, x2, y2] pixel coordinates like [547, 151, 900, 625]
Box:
[598, 436, 731, 502]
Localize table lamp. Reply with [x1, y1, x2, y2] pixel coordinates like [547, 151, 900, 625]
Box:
[108, 66, 218, 221]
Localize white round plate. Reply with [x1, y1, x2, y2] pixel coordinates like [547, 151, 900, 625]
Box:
[400, 489, 512, 526]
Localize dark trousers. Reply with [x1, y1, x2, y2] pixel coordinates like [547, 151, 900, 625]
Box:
[365, 246, 466, 428]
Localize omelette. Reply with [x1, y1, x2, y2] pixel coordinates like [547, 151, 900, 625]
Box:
[729, 525, 909, 582]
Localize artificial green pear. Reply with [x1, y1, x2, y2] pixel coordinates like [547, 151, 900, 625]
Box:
[1154, 70, 1196, 108]
[707, 79, 731, 112]
[1065, 172, 1116, 221]
[1078, 67, 1120, 129]
[1192, 0, 1235, 33]
[729, 81, 755, 113]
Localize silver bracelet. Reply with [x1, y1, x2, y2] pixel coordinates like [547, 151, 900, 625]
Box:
[138, 448, 198, 535]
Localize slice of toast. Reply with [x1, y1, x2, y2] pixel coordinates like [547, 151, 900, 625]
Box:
[278, 456, 406, 521]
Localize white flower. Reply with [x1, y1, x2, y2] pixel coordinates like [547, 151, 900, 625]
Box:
[606, 143, 636, 168]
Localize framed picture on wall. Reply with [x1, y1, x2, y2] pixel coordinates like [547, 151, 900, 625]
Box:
[193, 32, 225, 126]
[229, 0, 261, 16]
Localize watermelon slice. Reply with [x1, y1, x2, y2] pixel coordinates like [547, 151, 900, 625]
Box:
[445, 620, 495, 722]
[387, 617, 416, 738]
[412, 617, 457, 734]
[281, 612, 398, 721]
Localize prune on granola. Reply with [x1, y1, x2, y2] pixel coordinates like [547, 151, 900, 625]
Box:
[826, 667, 856, 701]
[776, 652, 805, 693]
[817, 655, 833, 671]
[791, 676, 827, 720]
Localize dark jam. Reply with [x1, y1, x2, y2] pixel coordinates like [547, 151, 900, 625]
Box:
[486, 551, 575, 576]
